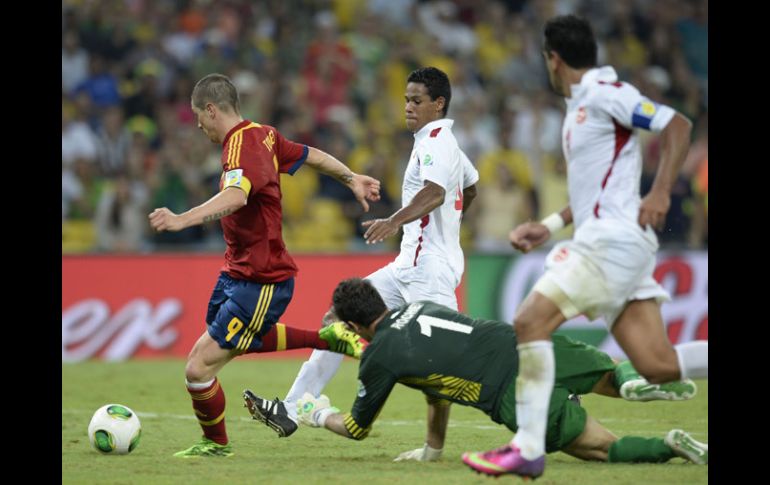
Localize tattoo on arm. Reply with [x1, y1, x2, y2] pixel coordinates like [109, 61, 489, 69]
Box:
[203, 208, 234, 222]
[340, 173, 353, 185]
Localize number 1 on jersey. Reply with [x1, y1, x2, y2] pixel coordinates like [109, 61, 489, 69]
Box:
[417, 315, 472, 337]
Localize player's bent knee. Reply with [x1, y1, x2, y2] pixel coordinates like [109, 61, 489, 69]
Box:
[513, 314, 534, 333]
[513, 313, 550, 341]
[184, 359, 212, 383]
[512, 318, 535, 340]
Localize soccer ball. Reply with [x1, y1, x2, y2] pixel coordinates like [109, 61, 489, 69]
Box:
[87, 404, 142, 454]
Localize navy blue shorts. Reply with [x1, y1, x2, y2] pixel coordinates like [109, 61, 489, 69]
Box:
[205, 272, 294, 352]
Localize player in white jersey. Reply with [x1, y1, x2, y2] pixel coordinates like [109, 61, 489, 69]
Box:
[463, 16, 708, 479]
[245, 68, 479, 461]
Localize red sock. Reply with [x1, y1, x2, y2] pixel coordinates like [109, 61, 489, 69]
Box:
[187, 377, 228, 445]
[249, 323, 329, 353]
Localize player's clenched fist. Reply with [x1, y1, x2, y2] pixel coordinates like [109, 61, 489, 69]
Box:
[509, 222, 551, 253]
[149, 207, 183, 232]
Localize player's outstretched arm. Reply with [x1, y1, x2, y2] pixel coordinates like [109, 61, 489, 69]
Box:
[296, 393, 355, 439]
[362, 180, 445, 244]
[323, 412, 355, 439]
[305, 147, 381, 212]
[149, 186, 246, 232]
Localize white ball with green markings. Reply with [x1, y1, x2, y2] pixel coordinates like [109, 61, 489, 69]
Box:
[87, 404, 142, 454]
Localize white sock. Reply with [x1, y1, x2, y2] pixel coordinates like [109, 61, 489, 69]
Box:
[284, 350, 344, 420]
[511, 340, 554, 459]
[185, 378, 215, 390]
[675, 341, 708, 379]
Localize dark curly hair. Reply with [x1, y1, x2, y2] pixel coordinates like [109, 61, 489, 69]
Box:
[543, 15, 597, 69]
[407, 67, 451, 116]
[332, 278, 387, 328]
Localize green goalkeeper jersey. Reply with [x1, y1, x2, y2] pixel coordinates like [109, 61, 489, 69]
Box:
[343, 301, 520, 440]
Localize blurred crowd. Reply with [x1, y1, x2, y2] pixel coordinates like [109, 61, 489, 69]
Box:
[62, 0, 708, 254]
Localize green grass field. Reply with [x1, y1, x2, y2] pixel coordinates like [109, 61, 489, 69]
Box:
[63, 359, 707, 484]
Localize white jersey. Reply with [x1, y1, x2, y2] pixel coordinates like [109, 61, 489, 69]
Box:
[562, 66, 676, 233]
[393, 119, 479, 283]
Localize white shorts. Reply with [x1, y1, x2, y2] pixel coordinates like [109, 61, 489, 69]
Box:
[365, 255, 459, 311]
[532, 218, 670, 327]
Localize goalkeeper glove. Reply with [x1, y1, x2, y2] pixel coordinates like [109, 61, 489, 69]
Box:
[393, 443, 443, 462]
[296, 392, 339, 427]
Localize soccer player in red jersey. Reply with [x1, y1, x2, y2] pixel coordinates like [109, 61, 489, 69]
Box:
[149, 73, 380, 457]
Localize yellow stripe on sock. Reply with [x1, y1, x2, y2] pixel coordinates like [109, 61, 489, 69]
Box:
[276, 323, 287, 351]
[190, 381, 220, 401]
[198, 411, 225, 426]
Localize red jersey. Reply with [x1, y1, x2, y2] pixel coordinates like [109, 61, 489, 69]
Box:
[218, 120, 308, 282]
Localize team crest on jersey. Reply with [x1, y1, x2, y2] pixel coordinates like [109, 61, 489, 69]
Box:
[224, 169, 244, 187]
[576, 107, 587, 124]
[422, 154, 433, 166]
[357, 380, 367, 398]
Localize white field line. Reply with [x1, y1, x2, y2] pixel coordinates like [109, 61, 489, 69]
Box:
[62, 408, 707, 436]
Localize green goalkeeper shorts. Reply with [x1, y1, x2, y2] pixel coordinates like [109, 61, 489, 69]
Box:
[497, 334, 616, 453]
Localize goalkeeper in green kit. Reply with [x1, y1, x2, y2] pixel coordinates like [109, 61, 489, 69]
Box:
[244, 278, 707, 466]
